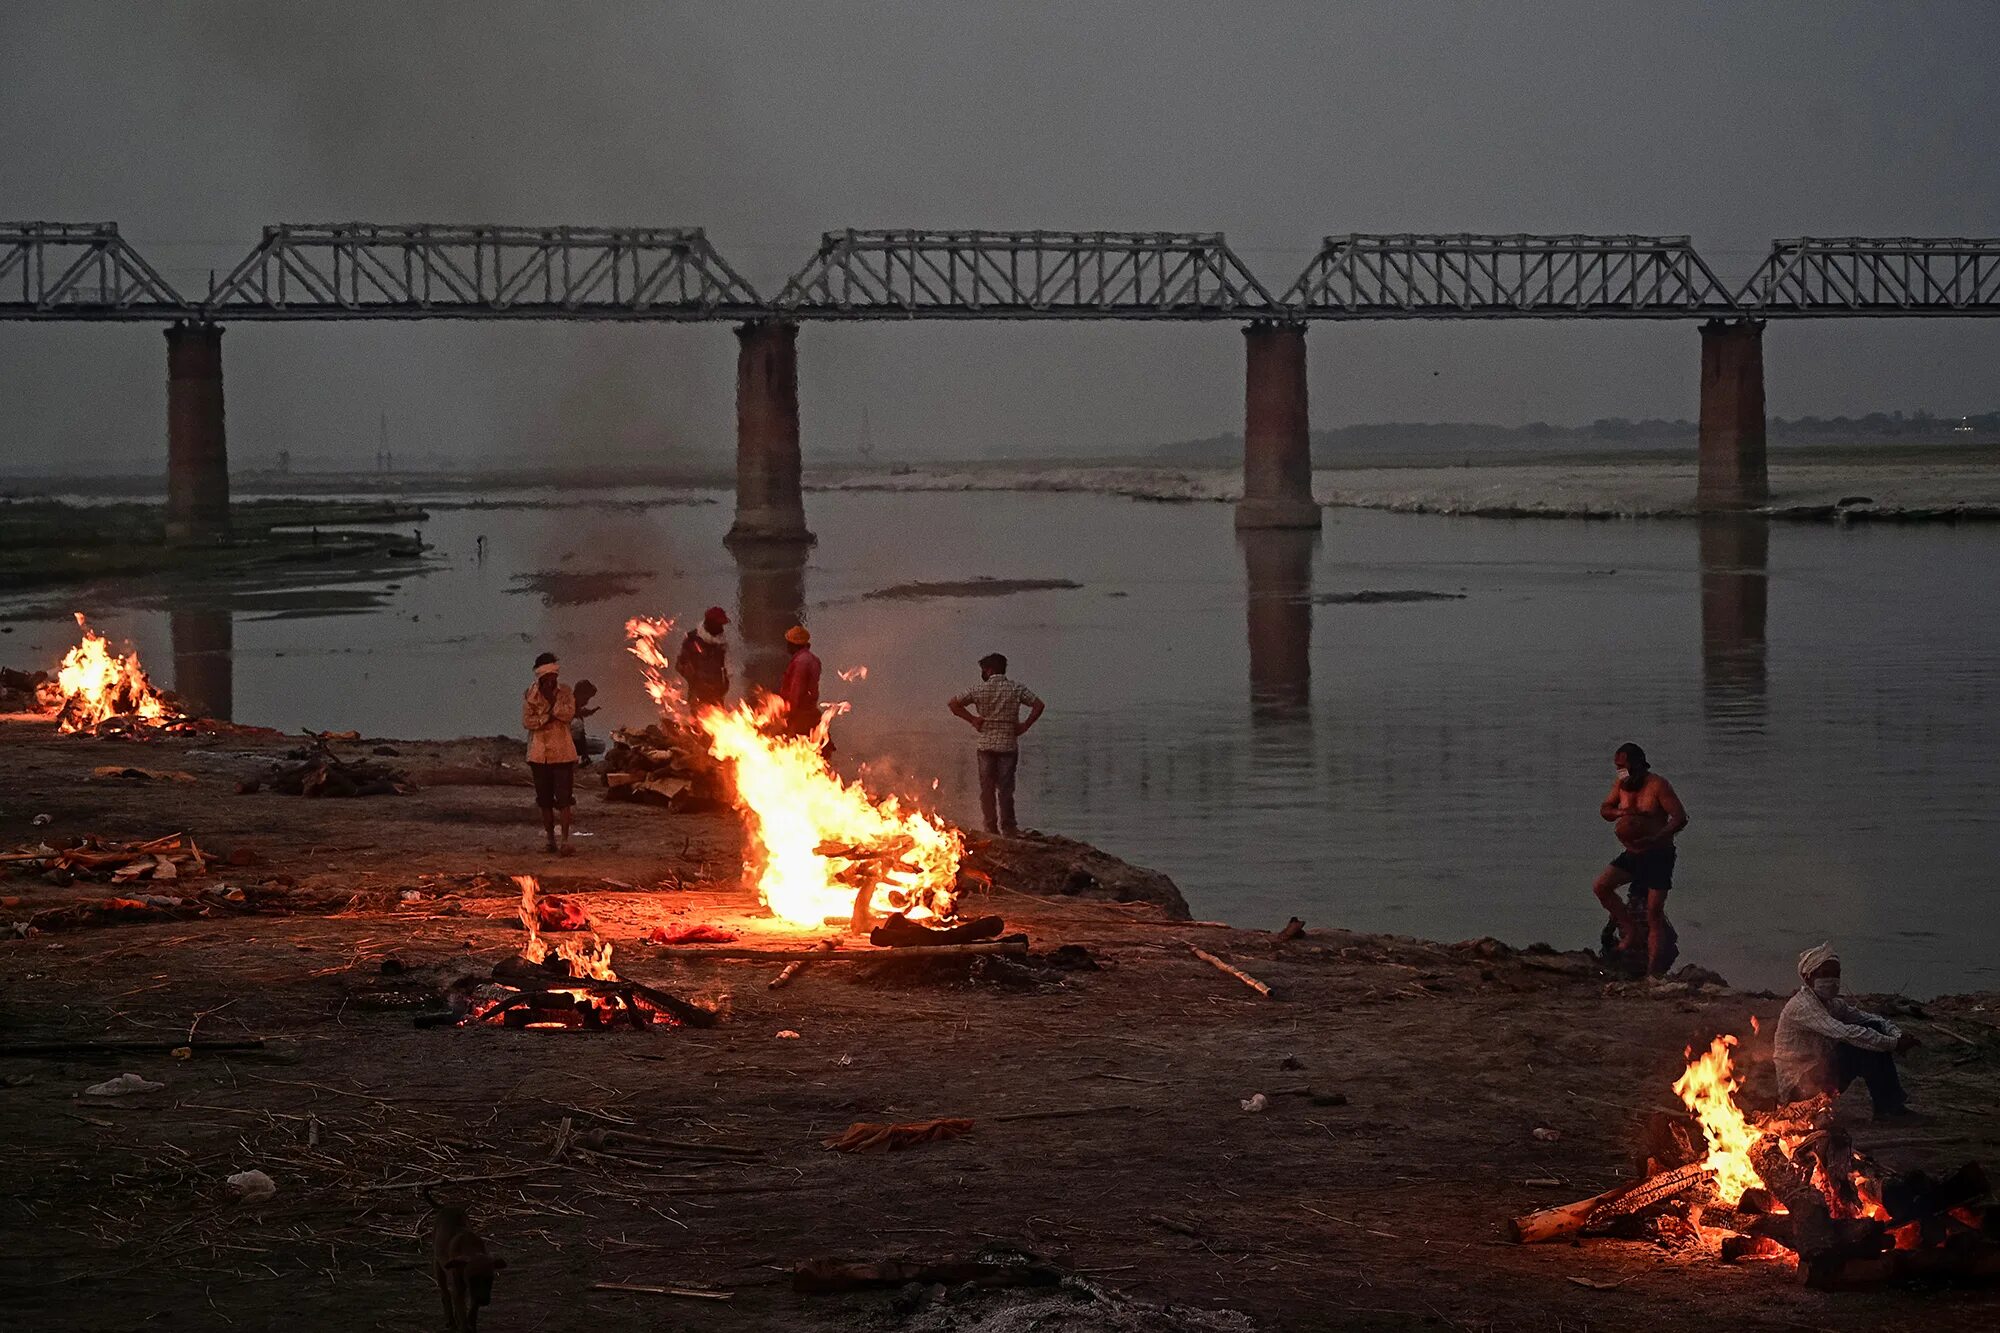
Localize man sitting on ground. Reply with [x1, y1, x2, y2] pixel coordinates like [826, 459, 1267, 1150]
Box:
[1773, 943, 1925, 1121]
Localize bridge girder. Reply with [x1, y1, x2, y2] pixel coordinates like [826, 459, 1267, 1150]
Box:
[1283, 234, 1743, 319]
[774, 229, 1279, 319]
[1741, 237, 2000, 316]
[201, 223, 765, 320]
[0, 223, 189, 319]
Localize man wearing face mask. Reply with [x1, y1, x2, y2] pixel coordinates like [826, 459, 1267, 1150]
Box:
[1591, 742, 1690, 977]
[1773, 943, 1924, 1119]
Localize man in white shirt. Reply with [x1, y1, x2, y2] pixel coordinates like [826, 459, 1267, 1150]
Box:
[948, 653, 1044, 836]
[1772, 943, 1923, 1120]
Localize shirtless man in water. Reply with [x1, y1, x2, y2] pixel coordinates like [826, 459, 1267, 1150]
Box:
[1592, 742, 1690, 977]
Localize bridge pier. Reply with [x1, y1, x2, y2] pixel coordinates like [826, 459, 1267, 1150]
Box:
[165, 321, 230, 544]
[1697, 319, 1768, 513]
[726, 319, 815, 547]
[1236, 321, 1320, 530]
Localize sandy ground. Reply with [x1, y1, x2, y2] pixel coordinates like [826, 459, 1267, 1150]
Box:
[4, 721, 1999, 1332]
[811, 456, 2000, 519]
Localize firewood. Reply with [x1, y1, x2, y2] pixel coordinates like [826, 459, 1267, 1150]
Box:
[1508, 1184, 1630, 1244]
[1188, 944, 1272, 997]
[870, 912, 1005, 947]
[1721, 1234, 1791, 1263]
[1507, 1162, 1713, 1244]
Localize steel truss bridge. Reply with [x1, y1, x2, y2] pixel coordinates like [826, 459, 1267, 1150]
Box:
[4, 223, 1997, 322]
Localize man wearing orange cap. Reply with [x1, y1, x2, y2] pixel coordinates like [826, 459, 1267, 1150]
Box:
[778, 625, 821, 737]
[675, 606, 731, 709]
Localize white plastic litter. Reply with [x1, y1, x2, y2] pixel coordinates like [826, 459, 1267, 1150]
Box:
[226, 1169, 278, 1203]
[85, 1073, 164, 1096]
[1239, 1093, 1268, 1113]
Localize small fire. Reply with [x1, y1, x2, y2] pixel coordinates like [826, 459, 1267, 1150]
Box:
[41, 614, 179, 734]
[513, 874, 616, 981]
[625, 618, 962, 929]
[1673, 1035, 1765, 1205]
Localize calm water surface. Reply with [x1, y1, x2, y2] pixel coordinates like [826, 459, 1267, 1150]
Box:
[8, 489, 1998, 996]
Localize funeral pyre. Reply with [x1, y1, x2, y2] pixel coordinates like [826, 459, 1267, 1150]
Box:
[23, 614, 188, 734]
[1511, 1032, 2000, 1288]
[454, 876, 720, 1031]
[625, 617, 965, 931]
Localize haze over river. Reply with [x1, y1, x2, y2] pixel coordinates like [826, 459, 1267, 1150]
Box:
[9, 488, 1998, 997]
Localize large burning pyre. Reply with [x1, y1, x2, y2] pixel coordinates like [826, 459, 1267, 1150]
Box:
[625, 617, 963, 930]
[1512, 1031, 2000, 1287]
[37, 614, 185, 734]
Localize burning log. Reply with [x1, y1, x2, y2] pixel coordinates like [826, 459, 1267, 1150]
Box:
[1508, 1161, 1716, 1244]
[488, 955, 722, 1029]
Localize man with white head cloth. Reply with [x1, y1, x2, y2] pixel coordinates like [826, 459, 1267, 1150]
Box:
[1772, 943, 1923, 1120]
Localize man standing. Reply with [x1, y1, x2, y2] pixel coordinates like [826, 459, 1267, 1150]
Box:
[949, 652, 1045, 836]
[522, 651, 579, 855]
[675, 606, 731, 710]
[1591, 742, 1689, 977]
[1774, 944, 1924, 1119]
[778, 625, 821, 738]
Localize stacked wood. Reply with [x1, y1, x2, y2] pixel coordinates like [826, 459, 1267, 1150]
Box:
[488, 954, 722, 1028]
[869, 911, 1007, 948]
[601, 723, 720, 807]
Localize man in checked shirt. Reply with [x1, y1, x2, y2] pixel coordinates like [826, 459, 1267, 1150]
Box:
[948, 652, 1046, 836]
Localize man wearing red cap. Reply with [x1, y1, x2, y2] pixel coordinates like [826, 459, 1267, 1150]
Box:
[778, 625, 821, 737]
[676, 606, 731, 709]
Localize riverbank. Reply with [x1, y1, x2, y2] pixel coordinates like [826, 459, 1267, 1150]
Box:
[810, 449, 2000, 521]
[3, 721, 1996, 1331]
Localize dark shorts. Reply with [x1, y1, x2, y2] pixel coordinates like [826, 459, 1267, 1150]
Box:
[530, 761, 575, 811]
[1610, 845, 1677, 893]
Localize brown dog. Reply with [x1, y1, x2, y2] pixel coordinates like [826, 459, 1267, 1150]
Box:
[426, 1188, 506, 1331]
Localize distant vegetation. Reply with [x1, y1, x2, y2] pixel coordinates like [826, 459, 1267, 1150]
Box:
[1154, 409, 2000, 464]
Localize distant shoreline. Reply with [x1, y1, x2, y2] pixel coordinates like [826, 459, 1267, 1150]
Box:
[8, 446, 2000, 522]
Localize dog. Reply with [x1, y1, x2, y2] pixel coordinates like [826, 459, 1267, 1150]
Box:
[425, 1187, 506, 1332]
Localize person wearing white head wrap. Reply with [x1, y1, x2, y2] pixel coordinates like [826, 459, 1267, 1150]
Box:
[1772, 941, 1922, 1118]
[522, 652, 580, 854]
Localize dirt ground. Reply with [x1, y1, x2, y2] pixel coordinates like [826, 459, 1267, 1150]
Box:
[3, 721, 1998, 1332]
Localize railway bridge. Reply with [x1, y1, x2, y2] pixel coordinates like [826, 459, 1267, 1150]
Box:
[4, 222, 1996, 543]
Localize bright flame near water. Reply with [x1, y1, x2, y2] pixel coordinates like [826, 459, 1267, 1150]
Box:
[1673, 1034, 1766, 1205]
[45, 614, 174, 733]
[625, 618, 962, 929]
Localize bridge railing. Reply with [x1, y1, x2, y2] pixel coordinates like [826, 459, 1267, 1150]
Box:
[1282, 234, 1743, 319]
[1737, 237, 2000, 316]
[0, 222, 190, 319]
[774, 229, 1279, 319]
[201, 223, 765, 319]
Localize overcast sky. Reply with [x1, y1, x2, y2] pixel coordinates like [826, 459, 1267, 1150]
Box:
[3, 0, 1997, 473]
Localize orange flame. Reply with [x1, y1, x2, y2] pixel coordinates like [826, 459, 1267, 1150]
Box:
[43, 614, 177, 733]
[625, 618, 962, 929]
[1673, 1035, 1766, 1205]
[512, 874, 616, 980]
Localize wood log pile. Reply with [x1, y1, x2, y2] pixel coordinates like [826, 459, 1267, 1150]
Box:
[238, 736, 410, 797]
[599, 723, 721, 808]
[1510, 1098, 2000, 1288]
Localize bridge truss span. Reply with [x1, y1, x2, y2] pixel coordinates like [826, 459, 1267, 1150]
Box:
[0, 222, 189, 319]
[201, 223, 765, 320]
[1283, 233, 1742, 319]
[774, 229, 1279, 319]
[1743, 237, 2000, 316]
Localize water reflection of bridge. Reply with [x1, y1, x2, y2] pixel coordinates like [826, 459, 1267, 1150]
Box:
[1235, 517, 1774, 731]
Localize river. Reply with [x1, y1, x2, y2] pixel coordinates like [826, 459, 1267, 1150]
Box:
[8, 487, 1998, 996]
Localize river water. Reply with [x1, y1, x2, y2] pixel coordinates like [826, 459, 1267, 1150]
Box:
[8, 488, 1999, 997]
